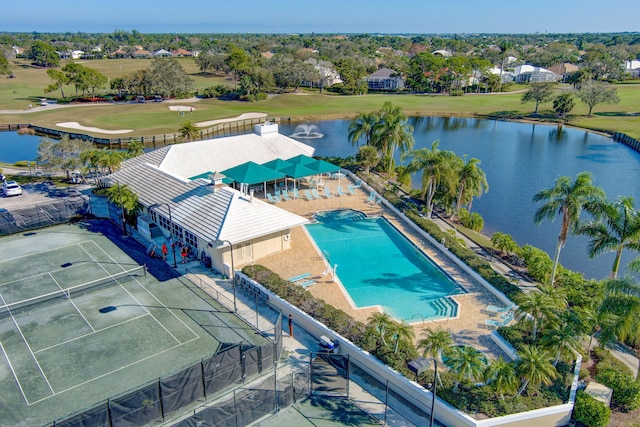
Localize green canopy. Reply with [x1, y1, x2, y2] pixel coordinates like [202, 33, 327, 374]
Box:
[261, 158, 293, 172]
[188, 171, 233, 184]
[304, 158, 340, 174]
[285, 154, 315, 166]
[220, 161, 286, 185]
[279, 163, 317, 179]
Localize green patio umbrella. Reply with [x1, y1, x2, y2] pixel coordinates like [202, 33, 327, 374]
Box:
[220, 161, 286, 196]
[261, 158, 293, 172]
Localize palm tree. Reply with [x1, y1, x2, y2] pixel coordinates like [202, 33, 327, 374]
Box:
[578, 196, 640, 279]
[390, 321, 415, 353]
[598, 277, 640, 348]
[533, 172, 605, 285]
[417, 327, 454, 361]
[348, 111, 378, 147]
[405, 141, 459, 218]
[514, 286, 566, 341]
[539, 318, 580, 366]
[515, 345, 556, 397]
[179, 120, 199, 142]
[455, 156, 488, 215]
[126, 140, 145, 158]
[483, 357, 518, 400]
[367, 312, 394, 346]
[355, 145, 380, 175]
[371, 102, 414, 173]
[444, 346, 487, 392]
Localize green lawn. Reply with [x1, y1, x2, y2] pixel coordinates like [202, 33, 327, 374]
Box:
[1, 58, 640, 139]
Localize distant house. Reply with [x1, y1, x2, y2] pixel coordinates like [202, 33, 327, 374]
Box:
[260, 51, 274, 60]
[366, 68, 405, 91]
[548, 63, 579, 81]
[432, 49, 452, 58]
[12, 46, 24, 57]
[111, 47, 129, 58]
[132, 49, 153, 59]
[154, 49, 173, 58]
[626, 60, 640, 78]
[513, 65, 558, 83]
[172, 48, 193, 57]
[71, 50, 84, 60]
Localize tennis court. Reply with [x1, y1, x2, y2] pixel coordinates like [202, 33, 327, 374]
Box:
[0, 222, 269, 426]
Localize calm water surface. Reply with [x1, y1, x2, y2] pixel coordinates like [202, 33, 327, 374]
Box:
[279, 118, 640, 280]
[3, 119, 640, 279]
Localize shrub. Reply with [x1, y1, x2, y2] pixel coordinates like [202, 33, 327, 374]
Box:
[459, 210, 484, 232]
[573, 391, 611, 427]
[595, 368, 640, 411]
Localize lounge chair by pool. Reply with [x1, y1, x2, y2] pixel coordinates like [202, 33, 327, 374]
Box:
[281, 189, 291, 201]
[485, 302, 515, 314]
[365, 191, 376, 203]
[324, 187, 333, 198]
[292, 188, 300, 199]
[336, 185, 346, 196]
[347, 185, 356, 195]
[485, 313, 513, 329]
[311, 188, 321, 199]
[266, 193, 280, 203]
[304, 189, 314, 201]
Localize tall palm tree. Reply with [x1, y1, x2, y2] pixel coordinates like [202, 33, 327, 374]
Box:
[371, 102, 414, 173]
[598, 277, 640, 348]
[390, 321, 415, 353]
[179, 120, 200, 142]
[367, 312, 394, 346]
[405, 141, 459, 218]
[348, 111, 378, 148]
[515, 286, 566, 341]
[417, 327, 454, 361]
[444, 346, 487, 392]
[578, 196, 640, 279]
[483, 357, 518, 400]
[515, 345, 556, 397]
[126, 140, 145, 158]
[455, 156, 488, 215]
[539, 318, 580, 366]
[98, 150, 124, 175]
[533, 172, 605, 285]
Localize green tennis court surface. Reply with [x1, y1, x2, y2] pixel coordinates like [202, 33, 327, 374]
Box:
[0, 222, 268, 426]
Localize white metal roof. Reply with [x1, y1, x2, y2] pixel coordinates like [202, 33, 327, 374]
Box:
[107, 162, 308, 245]
[159, 130, 314, 179]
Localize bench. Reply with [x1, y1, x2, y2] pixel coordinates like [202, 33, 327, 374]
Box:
[288, 273, 312, 283]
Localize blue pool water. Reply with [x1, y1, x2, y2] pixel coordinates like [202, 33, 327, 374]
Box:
[305, 210, 463, 322]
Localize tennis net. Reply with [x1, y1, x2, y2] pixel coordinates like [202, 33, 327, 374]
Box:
[0, 265, 146, 316]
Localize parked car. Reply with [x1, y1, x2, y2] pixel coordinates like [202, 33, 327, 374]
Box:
[2, 180, 23, 197]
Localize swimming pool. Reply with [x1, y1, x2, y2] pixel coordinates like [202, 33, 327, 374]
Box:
[305, 210, 464, 322]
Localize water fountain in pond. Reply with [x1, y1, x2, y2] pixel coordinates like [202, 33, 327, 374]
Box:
[290, 124, 324, 139]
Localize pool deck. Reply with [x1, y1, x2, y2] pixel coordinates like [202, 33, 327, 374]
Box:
[255, 176, 513, 360]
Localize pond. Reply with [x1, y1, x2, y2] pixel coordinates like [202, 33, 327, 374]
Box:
[2, 118, 640, 280]
[278, 118, 640, 280]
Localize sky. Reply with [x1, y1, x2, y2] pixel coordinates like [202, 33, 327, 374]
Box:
[2, 0, 639, 34]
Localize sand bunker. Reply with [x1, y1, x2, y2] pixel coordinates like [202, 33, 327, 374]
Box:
[56, 122, 133, 134]
[168, 106, 196, 112]
[196, 112, 268, 128]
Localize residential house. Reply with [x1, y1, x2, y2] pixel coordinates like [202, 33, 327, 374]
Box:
[366, 68, 405, 91]
[12, 46, 24, 57]
[111, 46, 129, 58]
[548, 63, 579, 81]
[132, 48, 153, 59]
[626, 60, 640, 78]
[513, 64, 558, 83]
[154, 49, 173, 58]
[432, 49, 452, 58]
[172, 48, 193, 57]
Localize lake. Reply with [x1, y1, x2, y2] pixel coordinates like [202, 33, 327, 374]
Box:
[2, 118, 640, 279]
[278, 118, 640, 280]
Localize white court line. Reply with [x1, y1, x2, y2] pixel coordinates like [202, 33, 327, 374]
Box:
[0, 294, 54, 402]
[0, 331, 30, 405]
[86, 241, 200, 342]
[79, 244, 183, 345]
[33, 313, 149, 354]
[0, 240, 97, 264]
[26, 336, 200, 406]
[48, 272, 95, 333]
